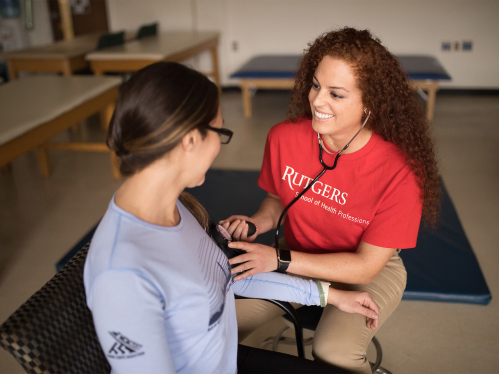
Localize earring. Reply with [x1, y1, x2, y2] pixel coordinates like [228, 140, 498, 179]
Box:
[364, 108, 367, 114]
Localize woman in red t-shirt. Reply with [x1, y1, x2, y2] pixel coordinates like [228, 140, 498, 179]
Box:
[223, 27, 440, 373]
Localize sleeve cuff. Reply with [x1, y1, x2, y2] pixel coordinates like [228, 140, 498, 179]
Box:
[315, 280, 331, 307]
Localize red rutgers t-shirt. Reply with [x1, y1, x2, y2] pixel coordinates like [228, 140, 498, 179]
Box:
[258, 118, 423, 254]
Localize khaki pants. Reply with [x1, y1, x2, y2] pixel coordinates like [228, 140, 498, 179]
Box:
[235, 241, 407, 374]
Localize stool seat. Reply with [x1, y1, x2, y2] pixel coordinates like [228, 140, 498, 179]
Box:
[286, 305, 323, 331]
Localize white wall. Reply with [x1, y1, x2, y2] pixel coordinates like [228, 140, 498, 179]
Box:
[25, 0, 53, 47]
[106, 0, 499, 89]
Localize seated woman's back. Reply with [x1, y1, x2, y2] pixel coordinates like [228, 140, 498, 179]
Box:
[84, 198, 238, 373]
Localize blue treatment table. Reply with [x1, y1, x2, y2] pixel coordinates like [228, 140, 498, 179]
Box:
[230, 55, 451, 122]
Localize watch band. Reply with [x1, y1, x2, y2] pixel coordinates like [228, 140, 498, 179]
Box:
[276, 248, 291, 273]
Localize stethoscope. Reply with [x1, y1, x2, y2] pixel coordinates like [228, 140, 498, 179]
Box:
[274, 111, 371, 248]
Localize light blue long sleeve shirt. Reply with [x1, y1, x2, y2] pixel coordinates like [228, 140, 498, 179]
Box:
[84, 198, 325, 374]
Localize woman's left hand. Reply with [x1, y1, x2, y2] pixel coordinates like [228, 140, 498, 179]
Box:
[328, 289, 380, 330]
[227, 242, 277, 281]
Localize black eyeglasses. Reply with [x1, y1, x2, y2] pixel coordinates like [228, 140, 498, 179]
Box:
[207, 126, 233, 144]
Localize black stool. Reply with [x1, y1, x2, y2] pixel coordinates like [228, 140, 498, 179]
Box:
[236, 295, 306, 358]
[262, 305, 392, 374]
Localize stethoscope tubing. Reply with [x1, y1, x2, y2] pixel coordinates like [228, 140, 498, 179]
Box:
[273, 112, 371, 248]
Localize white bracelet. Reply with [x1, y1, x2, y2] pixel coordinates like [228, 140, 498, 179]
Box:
[320, 281, 331, 306]
[315, 280, 331, 307]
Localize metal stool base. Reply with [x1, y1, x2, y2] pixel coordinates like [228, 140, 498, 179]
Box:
[374, 367, 393, 374]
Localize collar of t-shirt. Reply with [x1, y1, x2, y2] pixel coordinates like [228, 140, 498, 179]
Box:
[318, 131, 380, 163]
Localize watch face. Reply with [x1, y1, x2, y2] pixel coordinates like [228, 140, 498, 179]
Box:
[216, 224, 232, 242]
[279, 249, 291, 262]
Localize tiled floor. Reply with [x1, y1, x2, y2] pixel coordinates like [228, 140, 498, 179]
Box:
[0, 90, 498, 373]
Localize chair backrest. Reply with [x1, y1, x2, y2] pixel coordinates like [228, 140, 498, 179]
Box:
[0, 243, 111, 374]
[136, 22, 158, 39]
[96, 31, 125, 50]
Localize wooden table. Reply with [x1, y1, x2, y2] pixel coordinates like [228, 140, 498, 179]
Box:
[0, 76, 122, 178]
[86, 31, 221, 89]
[0, 32, 104, 80]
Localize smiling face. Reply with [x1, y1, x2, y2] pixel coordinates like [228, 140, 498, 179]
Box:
[308, 56, 367, 151]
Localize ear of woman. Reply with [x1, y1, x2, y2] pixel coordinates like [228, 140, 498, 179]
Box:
[181, 128, 200, 152]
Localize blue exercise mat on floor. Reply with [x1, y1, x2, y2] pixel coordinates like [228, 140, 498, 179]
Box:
[57, 169, 490, 305]
[400, 177, 491, 304]
[187, 169, 490, 305]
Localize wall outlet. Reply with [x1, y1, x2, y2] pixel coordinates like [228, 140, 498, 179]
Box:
[462, 41, 473, 51]
[232, 41, 238, 51]
[442, 40, 472, 52]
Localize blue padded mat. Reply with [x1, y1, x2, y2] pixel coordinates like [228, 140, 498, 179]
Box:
[187, 170, 489, 305]
[231, 54, 451, 81]
[401, 177, 490, 304]
[57, 170, 489, 305]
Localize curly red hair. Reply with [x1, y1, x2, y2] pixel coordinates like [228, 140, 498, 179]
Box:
[288, 27, 440, 226]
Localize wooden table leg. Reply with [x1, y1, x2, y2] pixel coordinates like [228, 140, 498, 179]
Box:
[241, 80, 252, 119]
[61, 60, 83, 132]
[7, 60, 19, 80]
[101, 101, 121, 178]
[1, 163, 13, 174]
[412, 80, 439, 124]
[210, 45, 222, 96]
[100, 101, 115, 131]
[93, 67, 104, 77]
[62, 60, 73, 77]
[37, 145, 52, 176]
[426, 85, 437, 123]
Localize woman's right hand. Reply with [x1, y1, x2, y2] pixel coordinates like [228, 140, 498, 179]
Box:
[220, 193, 283, 243]
[220, 216, 259, 242]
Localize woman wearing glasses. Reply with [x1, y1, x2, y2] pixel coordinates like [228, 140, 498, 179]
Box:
[222, 28, 440, 373]
[83, 61, 380, 374]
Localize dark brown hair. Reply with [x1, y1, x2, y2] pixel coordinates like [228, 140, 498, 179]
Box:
[107, 62, 217, 228]
[288, 27, 440, 226]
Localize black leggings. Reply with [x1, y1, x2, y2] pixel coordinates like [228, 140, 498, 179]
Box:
[237, 344, 347, 373]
